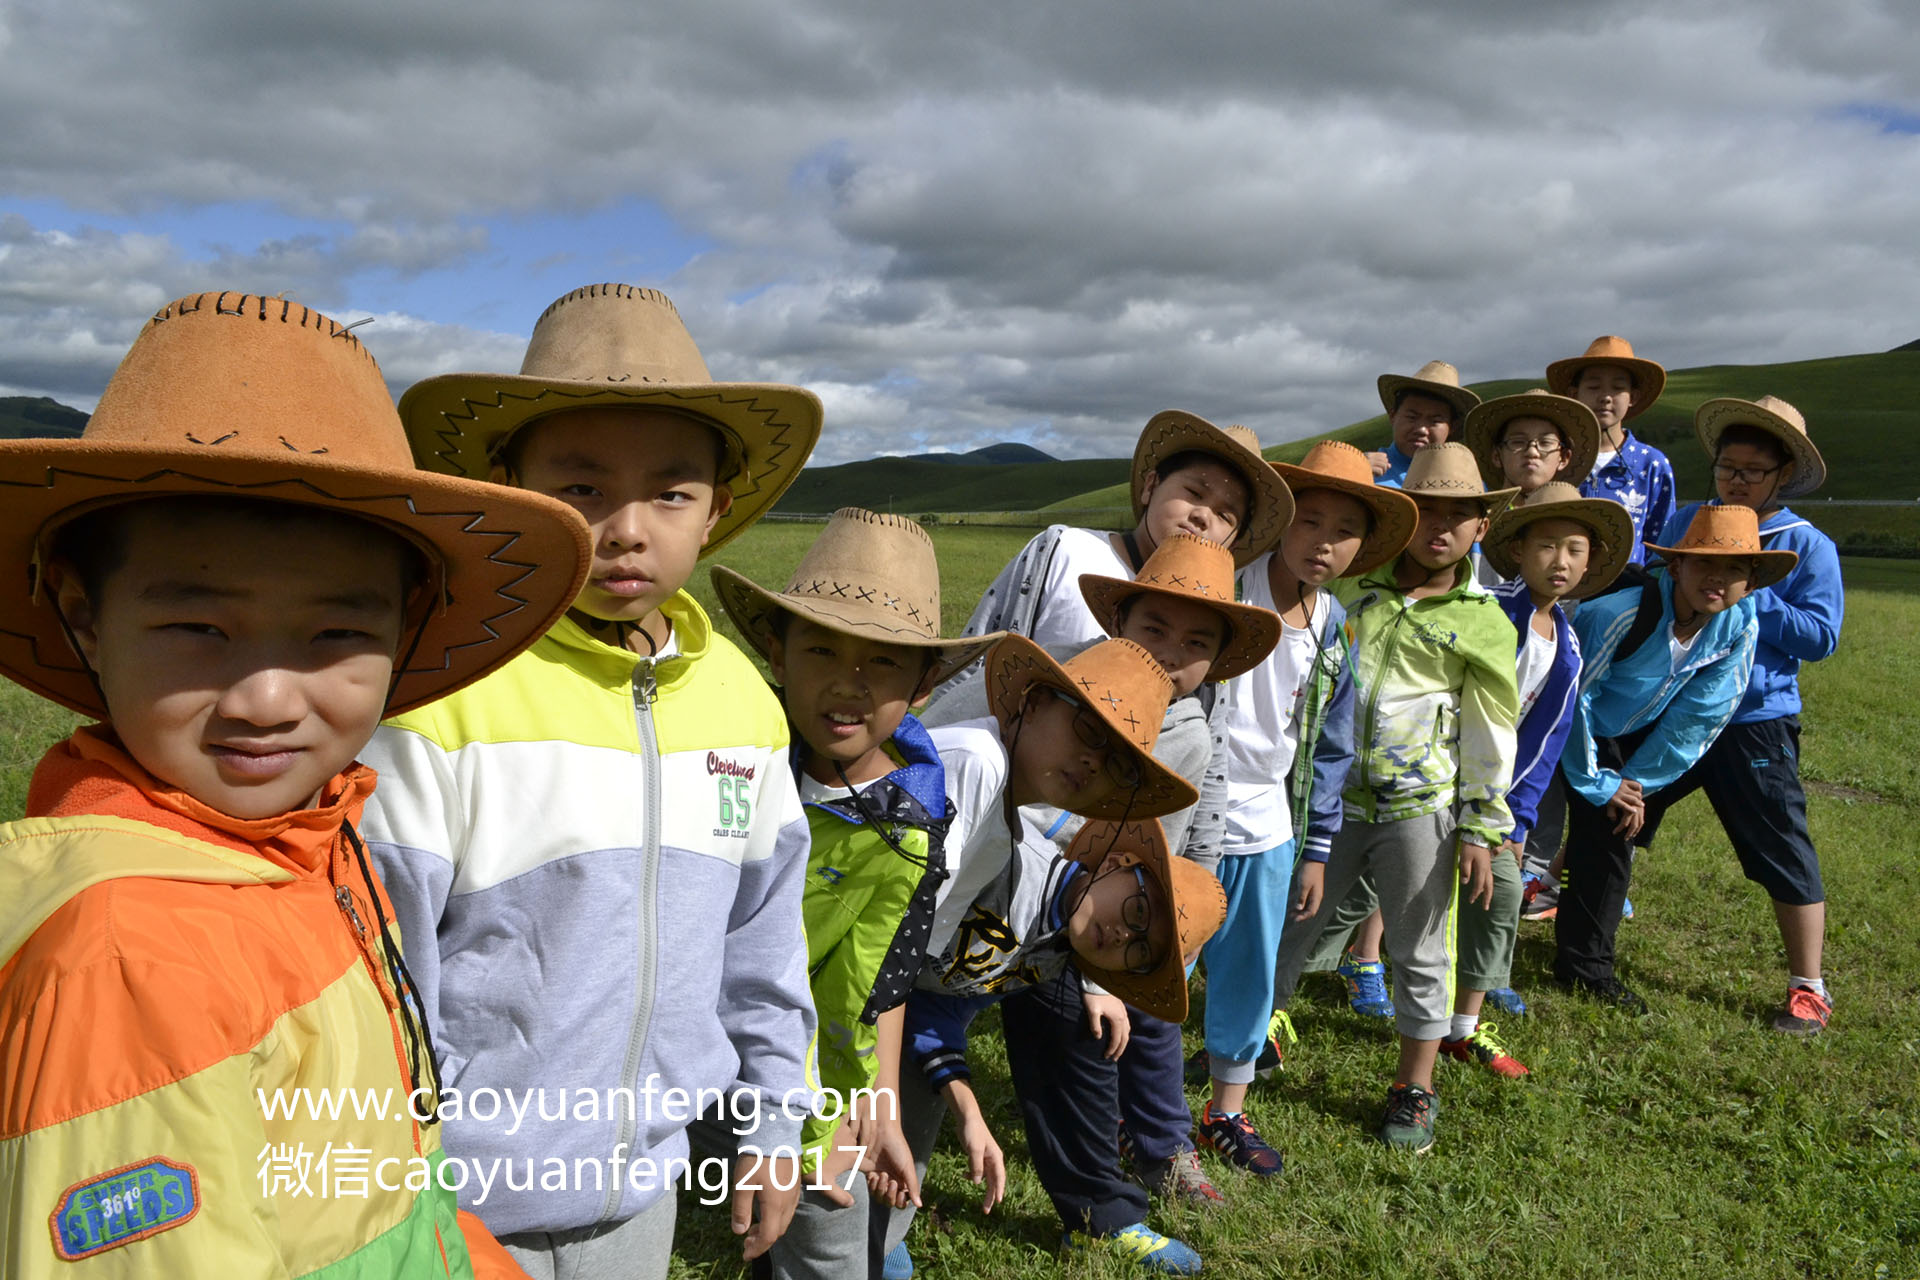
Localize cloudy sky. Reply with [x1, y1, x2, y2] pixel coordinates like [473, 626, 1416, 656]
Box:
[2, 0, 1916, 463]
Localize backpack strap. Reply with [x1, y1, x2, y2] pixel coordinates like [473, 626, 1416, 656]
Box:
[1612, 574, 1667, 665]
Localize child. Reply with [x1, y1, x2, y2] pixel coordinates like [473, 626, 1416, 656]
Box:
[894, 817, 1227, 1276]
[1365, 360, 1482, 488]
[1440, 483, 1632, 1076]
[710, 507, 1003, 1277]
[1554, 506, 1793, 1012]
[1464, 387, 1601, 503]
[1268, 442, 1520, 1153]
[0, 293, 592, 1276]
[1546, 336, 1677, 563]
[358, 284, 824, 1276]
[1655, 397, 1841, 1033]
[1196, 441, 1414, 1172]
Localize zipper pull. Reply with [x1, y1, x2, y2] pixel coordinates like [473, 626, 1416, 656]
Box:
[635, 657, 658, 705]
[335, 885, 369, 939]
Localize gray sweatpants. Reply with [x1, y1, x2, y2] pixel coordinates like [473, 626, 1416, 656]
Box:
[1273, 808, 1460, 1041]
[499, 1188, 677, 1280]
[683, 1117, 872, 1280]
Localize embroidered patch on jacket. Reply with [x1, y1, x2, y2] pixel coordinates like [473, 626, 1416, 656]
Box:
[50, 1158, 200, 1261]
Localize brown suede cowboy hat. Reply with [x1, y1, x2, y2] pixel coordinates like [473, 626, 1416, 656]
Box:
[1693, 395, 1826, 500]
[1462, 389, 1602, 490]
[1270, 440, 1419, 577]
[986, 635, 1197, 820]
[0, 291, 591, 719]
[1399, 441, 1520, 515]
[712, 507, 1003, 687]
[1484, 482, 1633, 599]
[1644, 505, 1798, 592]
[399, 283, 821, 556]
[1077, 533, 1281, 683]
[1545, 335, 1666, 419]
[1065, 817, 1226, 1022]
[1129, 413, 1293, 567]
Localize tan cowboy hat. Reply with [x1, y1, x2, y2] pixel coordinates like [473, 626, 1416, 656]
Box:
[1462, 389, 1601, 490]
[1065, 817, 1225, 1022]
[986, 635, 1198, 820]
[1545, 335, 1666, 419]
[1644, 505, 1798, 592]
[1129, 412, 1294, 567]
[711, 507, 1002, 686]
[1077, 533, 1281, 683]
[1484, 482, 1633, 599]
[1376, 360, 1481, 423]
[1399, 441, 1520, 514]
[399, 283, 822, 555]
[0, 291, 592, 720]
[1693, 395, 1826, 499]
[1270, 440, 1419, 577]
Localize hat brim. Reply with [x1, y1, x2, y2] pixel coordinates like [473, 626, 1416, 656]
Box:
[1066, 818, 1222, 1022]
[984, 634, 1197, 821]
[1130, 412, 1294, 567]
[399, 374, 823, 556]
[1400, 481, 1522, 520]
[1485, 496, 1635, 599]
[1693, 399, 1827, 499]
[1375, 374, 1481, 424]
[1462, 395, 1601, 492]
[710, 565, 1000, 688]
[1643, 540, 1799, 593]
[1545, 356, 1667, 419]
[1076, 572, 1280, 683]
[0, 442, 591, 720]
[1268, 462, 1421, 578]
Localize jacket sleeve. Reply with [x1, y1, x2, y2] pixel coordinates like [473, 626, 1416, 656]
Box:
[1505, 686, 1577, 846]
[1301, 628, 1356, 864]
[904, 989, 995, 1090]
[1455, 613, 1521, 849]
[1642, 453, 1678, 556]
[1621, 615, 1757, 794]
[1173, 683, 1229, 878]
[1754, 532, 1843, 663]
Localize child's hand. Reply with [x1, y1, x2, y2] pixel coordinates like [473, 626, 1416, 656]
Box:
[1082, 990, 1132, 1059]
[1458, 840, 1494, 909]
[1291, 860, 1326, 920]
[1365, 449, 1392, 478]
[1606, 779, 1646, 838]
[1501, 838, 1525, 868]
[816, 1119, 862, 1209]
[730, 1151, 801, 1261]
[862, 1114, 922, 1211]
[954, 1110, 1006, 1214]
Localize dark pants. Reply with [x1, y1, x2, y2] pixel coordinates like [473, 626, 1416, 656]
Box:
[1555, 727, 1657, 987]
[1116, 1002, 1193, 1163]
[1651, 716, 1823, 906]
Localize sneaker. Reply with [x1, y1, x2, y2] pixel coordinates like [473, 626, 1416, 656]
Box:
[1439, 1022, 1530, 1078]
[1557, 973, 1649, 1015]
[1621, 895, 1635, 920]
[1136, 1146, 1226, 1208]
[1063, 1223, 1203, 1275]
[1772, 986, 1832, 1036]
[1485, 986, 1529, 1017]
[1183, 1011, 1293, 1084]
[1197, 1102, 1285, 1177]
[1377, 1083, 1439, 1153]
[1337, 950, 1395, 1018]
[1520, 876, 1559, 921]
[882, 1241, 914, 1280]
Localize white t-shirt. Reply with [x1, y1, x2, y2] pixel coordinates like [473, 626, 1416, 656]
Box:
[1668, 625, 1704, 671]
[1025, 527, 1134, 650]
[924, 717, 1049, 957]
[1515, 622, 1557, 722]
[1593, 447, 1619, 473]
[1220, 555, 1328, 857]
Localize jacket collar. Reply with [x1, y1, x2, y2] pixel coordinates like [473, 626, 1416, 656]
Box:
[542, 590, 716, 684]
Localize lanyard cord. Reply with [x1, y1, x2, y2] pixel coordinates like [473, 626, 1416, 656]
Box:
[341, 818, 444, 1126]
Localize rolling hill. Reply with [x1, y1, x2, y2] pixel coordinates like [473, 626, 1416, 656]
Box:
[0, 396, 87, 440]
[774, 451, 1127, 514]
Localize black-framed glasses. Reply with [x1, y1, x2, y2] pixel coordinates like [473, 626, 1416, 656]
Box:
[1712, 461, 1784, 484]
[1051, 689, 1144, 790]
[1118, 865, 1157, 974]
[1500, 436, 1564, 458]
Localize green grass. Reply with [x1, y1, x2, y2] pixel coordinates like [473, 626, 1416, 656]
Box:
[4, 539, 1917, 1279]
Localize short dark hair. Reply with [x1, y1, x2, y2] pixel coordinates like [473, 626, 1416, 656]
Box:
[1111, 593, 1234, 657]
[1391, 389, 1458, 426]
[1714, 424, 1788, 466]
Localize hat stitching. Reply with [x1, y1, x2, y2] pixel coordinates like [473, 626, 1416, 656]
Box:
[280, 437, 330, 455]
[151, 293, 376, 364]
[184, 431, 239, 447]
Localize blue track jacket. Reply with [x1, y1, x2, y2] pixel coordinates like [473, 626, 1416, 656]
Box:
[1492, 579, 1582, 845]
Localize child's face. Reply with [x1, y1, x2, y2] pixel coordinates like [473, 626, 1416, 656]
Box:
[769, 617, 934, 783]
[504, 407, 733, 628]
[1281, 487, 1370, 587]
[1390, 393, 1453, 456]
[1114, 595, 1226, 698]
[1495, 417, 1570, 493]
[1064, 853, 1170, 975]
[54, 504, 415, 819]
[1671, 555, 1754, 617]
[1713, 439, 1790, 511]
[1573, 364, 1635, 434]
[1009, 686, 1135, 813]
[1137, 459, 1249, 552]
[1509, 517, 1593, 602]
[1407, 496, 1490, 572]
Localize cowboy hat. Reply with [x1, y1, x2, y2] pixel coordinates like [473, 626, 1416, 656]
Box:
[986, 635, 1197, 820]
[712, 506, 1001, 686]
[1065, 817, 1225, 1022]
[399, 283, 821, 555]
[1376, 360, 1481, 424]
[1461, 389, 1602, 491]
[1693, 395, 1826, 499]
[1644, 505, 1799, 592]
[1399, 441, 1520, 515]
[1269, 440, 1419, 577]
[1483, 482, 1633, 599]
[1545, 335, 1666, 419]
[1077, 533, 1281, 683]
[1129, 412, 1293, 567]
[0, 291, 591, 720]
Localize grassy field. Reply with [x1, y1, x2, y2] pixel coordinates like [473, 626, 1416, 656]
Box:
[2, 536, 1915, 1278]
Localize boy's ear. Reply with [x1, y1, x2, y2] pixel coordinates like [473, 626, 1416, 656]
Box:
[45, 560, 102, 666]
[765, 629, 787, 686]
[1136, 470, 1160, 510]
[701, 484, 735, 545]
[487, 461, 513, 486]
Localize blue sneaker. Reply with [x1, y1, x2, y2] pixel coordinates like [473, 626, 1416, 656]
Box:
[1485, 986, 1529, 1017]
[1064, 1222, 1203, 1274]
[1337, 950, 1395, 1018]
[882, 1241, 913, 1280]
[1621, 895, 1635, 920]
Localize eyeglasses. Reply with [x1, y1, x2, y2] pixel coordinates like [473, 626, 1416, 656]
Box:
[1050, 689, 1144, 790]
[1119, 865, 1157, 974]
[1500, 437, 1564, 458]
[1711, 461, 1785, 485]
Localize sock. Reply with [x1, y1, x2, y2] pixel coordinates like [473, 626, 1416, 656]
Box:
[1449, 1013, 1479, 1041]
[1789, 975, 1829, 1001]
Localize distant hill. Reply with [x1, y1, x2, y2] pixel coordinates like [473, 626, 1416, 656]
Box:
[0, 396, 87, 440]
[919, 443, 1057, 466]
[775, 448, 1122, 514]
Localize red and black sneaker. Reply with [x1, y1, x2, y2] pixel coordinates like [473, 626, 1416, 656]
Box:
[1197, 1102, 1284, 1178]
